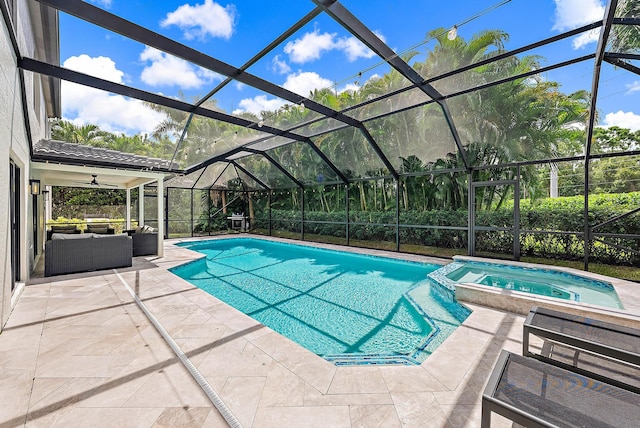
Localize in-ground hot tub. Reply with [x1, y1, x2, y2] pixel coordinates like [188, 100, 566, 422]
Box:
[429, 257, 623, 310]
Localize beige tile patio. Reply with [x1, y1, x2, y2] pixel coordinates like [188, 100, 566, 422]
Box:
[303, 383, 393, 406]
[380, 365, 448, 393]
[350, 404, 402, 428]
[252, 406, 351, 428]
[390, 391, 453, 428]
[257, 362, 306, 408]
[219, 376, 266, 427]
[327, 366, 389, 394]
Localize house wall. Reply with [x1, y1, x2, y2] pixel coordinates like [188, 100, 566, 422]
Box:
[0, 0, 50, 330]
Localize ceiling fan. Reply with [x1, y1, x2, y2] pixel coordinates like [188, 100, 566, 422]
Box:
[74, 174, 118, 188]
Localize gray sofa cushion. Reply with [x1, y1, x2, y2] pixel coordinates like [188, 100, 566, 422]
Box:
[52, 233, 93, 240]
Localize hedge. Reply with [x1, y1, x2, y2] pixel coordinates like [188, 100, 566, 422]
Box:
[247, 192, 640, 265]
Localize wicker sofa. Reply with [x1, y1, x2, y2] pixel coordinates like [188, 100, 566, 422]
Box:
[45, 233, 132, 276]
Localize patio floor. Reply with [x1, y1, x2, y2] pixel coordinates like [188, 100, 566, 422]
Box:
[2, 236, 638, 427]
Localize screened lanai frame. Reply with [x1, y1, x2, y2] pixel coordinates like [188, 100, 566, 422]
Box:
[19, 0, 640, 271]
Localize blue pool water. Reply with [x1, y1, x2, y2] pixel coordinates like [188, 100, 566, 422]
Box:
[433, 260, 623, 309]
[171, 238, 470, 365]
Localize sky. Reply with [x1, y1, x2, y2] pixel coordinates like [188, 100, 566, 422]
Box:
[56, 0, 640, 136]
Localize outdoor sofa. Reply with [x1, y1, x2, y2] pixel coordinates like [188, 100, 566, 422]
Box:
[45, 233, 132, 276]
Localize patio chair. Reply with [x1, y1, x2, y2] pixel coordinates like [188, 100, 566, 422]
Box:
[125, 225, 158, 256]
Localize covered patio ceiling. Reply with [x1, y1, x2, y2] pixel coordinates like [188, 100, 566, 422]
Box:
[31, 162, 163, 190]
[17, 0, 640, 191]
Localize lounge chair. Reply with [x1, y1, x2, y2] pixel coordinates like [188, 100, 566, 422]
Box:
[523, 306, 640, 390]
[482, 350, 640, 427]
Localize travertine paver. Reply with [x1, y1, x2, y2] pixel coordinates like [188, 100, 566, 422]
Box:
[2, 234, 639, 428]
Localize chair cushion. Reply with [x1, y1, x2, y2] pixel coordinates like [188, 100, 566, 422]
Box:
[87, 225, 109, 234]
[51, 225, 78, 233]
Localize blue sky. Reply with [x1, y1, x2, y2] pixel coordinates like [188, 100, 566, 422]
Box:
[57, 0, 640, 135]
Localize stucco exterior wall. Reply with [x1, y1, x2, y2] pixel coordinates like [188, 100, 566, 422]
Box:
[0, 0, 49, 330]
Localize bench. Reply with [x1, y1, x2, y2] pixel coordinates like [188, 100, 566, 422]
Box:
[523, 306, 640, 391]
[482, 350, 640, 427]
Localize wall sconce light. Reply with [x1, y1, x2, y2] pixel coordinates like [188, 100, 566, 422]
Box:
[30, 179, 41, 195]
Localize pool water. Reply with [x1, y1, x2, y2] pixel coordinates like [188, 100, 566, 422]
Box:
[171, 238, 470, 365]
[433, 260, 623, 309]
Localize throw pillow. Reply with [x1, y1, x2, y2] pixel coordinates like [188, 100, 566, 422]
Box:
[87, 225, 108, 234]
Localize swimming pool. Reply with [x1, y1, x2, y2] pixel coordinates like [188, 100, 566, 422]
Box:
[171, 238, 470, 365]
[430, 259, 623, 309]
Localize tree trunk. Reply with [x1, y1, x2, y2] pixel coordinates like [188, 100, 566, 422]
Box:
[359, 182, 367, 211]
[222, 191, 227, 214]
[248, 193, 255, 227]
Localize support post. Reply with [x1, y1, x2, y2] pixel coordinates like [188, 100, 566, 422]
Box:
[156, 179, 164, 257]
[126, 188, 131, 230]
[468, 172, 474, 256]
[138, 184, 145, 227]
[396, 178, 400, 252]
[268, 191, 272, 236]
[346, 184, 350, 246]
[301, 188, 305, 241]
[514, 166, 521, 261]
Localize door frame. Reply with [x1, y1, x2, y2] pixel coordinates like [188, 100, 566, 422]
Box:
[9, 160, 21, 290]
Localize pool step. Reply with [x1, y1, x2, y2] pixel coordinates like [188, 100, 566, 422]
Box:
[324, 354, 418, 366]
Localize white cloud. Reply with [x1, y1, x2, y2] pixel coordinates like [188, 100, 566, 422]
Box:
[235, 81, 246, 91]
[572, 28, 601, 49]
[232, 95, 286, 116]
[283, 71, 333, 97]
[61, 55, 165, 135]
[339, 83, 360, 93]
[139, 46, 222, 89]
[284, 30, 336, 63]
[336, 37, 375, 62]
[161, 0, 236, 40]
[232, 71, 333, 116]
[337, 32, 385, 62]
[88, 0, 113, 8]
[63, 54, 124, 83]
[283, 29, 381, 64]
[553, 0, 604, 49]
[271, 55, 291, 74]
[553, 0, 605, 31]
[626, 81, 640, 94]
[603, 111, 640, 131]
